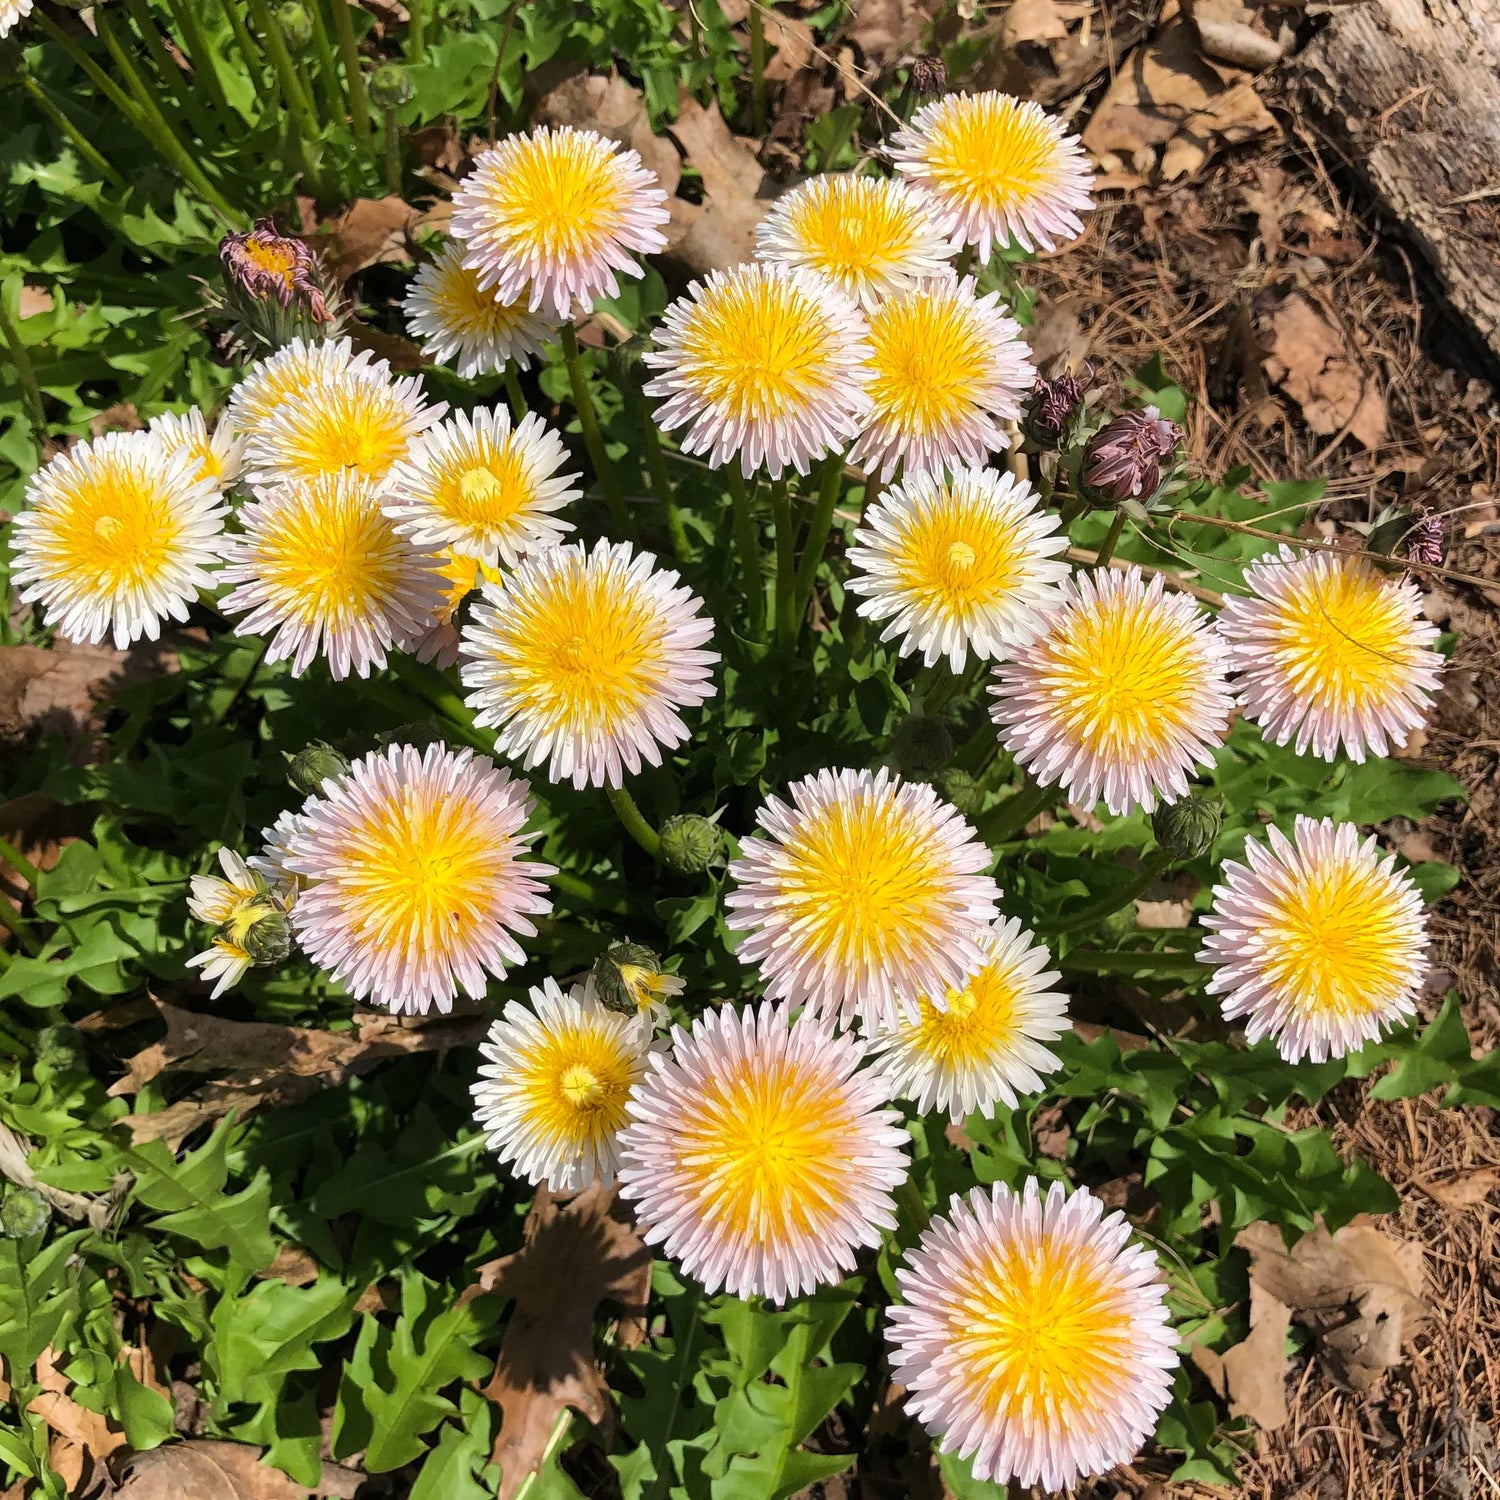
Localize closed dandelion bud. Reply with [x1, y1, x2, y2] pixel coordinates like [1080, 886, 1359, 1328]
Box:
[0, 1187, 50, 1241]
[275, 1, 313, 52]
[370, 61, 413, 110]
[659, 813, 725, 875]
[1081, 406, 1181, 507]
[893, 712, 953, 776]
[907, 54, 947, 104]
[1151, 792, 1224, 860]
[286, 740, 352, 797]
[591, 941, 685, 1028]
[933, 766, 983, 818]
[1022, 370, 1087, 447]
[237, 906, 293, 967]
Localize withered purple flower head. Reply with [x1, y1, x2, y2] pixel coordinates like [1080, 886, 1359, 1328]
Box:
[1025, 369, 1088, 444]
[220, 219, 330, 321]
[1082, 405, 1181, 504]
[1406, 509, 1444, 568]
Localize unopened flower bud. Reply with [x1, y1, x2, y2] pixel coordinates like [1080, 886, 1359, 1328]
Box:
[286, 740, 352, 797]
[1081, 406, 1181, 507]
[275, 1, 313, 52]
[893, 712, 953, 776]
[240, 907, 293, 966]
[370, 61, 412, 110]
[933, 766, 983, 818]
[1023, 371, 1088, 447]
[1151, 793, 1224, 861]
[0, 1187, 50, 1241]
[219, 218, 331, 321]
[659, 813, 725, 875]
[591, 941, 685, 1026]
[908, 54, 947, 104]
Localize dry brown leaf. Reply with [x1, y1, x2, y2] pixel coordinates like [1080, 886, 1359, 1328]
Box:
[1024, 294, 1091, 376]
[1002, 0, 1070, 48]
[478, 1182, 652, 1500]
[1185, 0, 1282, 71]
[663, 96, 770, 273]
[1414, 1169, 1500, 1210]
[762, 12, 816, 80]
[843, 0, 945, 65]
[314, 196, 416, 282]
[345, 318, 429, 373]
[1237, 1217, 1427, 1391]
[1192, 1280, 1292, 1429]
[1263, 293, 1388, 449]
[1134, 898, 1193, 928]
[1032, 1104, 1071, 1160]
[116, 1441, 363, 1498]
[28, 1349, 127, 1466]
[261, 1244, 322, 1287]
[89, 402, 144, 437]
[18, 286, 54, 319]
[534, 70, 681, 198]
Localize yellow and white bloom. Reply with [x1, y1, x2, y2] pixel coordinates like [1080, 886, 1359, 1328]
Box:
[186, 847, 292, 999]
[147, 407, 244, 491]
[888, 1179, 1177, 1491]
[402, 244, 558, 378]
[411, 546, 505, 668]
[188, 847, 266, 927]
[892, 91, 1094, 259]
[1218, 545, 1443, 763]
[870, 918, 1067, 1119]
[471, 978, 652, 1193]
[451, 125, 670, 320]
[220, 473, 446, 679]
[284, 744, 555, 1015]
[11, 431, 227, 648]
[990, 566, 1234, 816]
[755, 174, 956, 311]
[243, 365, 444, 494]
[226, 336, 383, 447]
[459, 539, 719, 789]
[384, 406, 578, 569]
[643, 262, 873, 480]
[1202, 815, 1429, 1062]
[0, 0, 33, 36]
[617, 1002, 911, 1303]
[725, 768, 1000, 1031]
[847, 467, 1069, 672]
[850, 276, 1035, 480]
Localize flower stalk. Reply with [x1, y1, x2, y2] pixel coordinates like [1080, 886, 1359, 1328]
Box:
[559, 324, 634, 541]
[728, 468, 767, 639]
[605, 784, 662, 860]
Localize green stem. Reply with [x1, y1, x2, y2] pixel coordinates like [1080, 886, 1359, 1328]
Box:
[215, 0, 272, 97]
[954, 720, 999, 776]
[328, 0, 375, 155]
[503, 363, 528, 423]
[244, 0, 323, 150]
[0, 836, 42, 892]
[559, 324, 634, 540]
[1043, 850, 1173, 937]
[771, 478, 797, 652]
[0, 900, 43, 959]
[894, 1177, 931, 1238]
[406, 0, 424, 61]
[0, 293, 48, 459]
[18, 76, 128, 187]
[954, 244, 974, 279]
[383, 104, 401, 193]
[1093, 509, 1128, 569]
[727, 468, 766, 639]
[549, 870, 632, 918]
[385, 654, 495, 752]
[1056, 492, 1089, 529]
[211, 637, 270, 725]
[605, 784, 661, 861]
[122, 0, 220, 144]
[785, 455, 845, 646]
[748, 1, 767, 136]
[1057, 947, 1206, 978]
[163, 0, 236, 124]
[975, 775, 1057, 847]
[634, 392, 688, 560]
[305, 0, 348, 131]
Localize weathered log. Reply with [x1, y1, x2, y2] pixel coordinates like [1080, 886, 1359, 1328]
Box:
[1295, 0, 1500, 367]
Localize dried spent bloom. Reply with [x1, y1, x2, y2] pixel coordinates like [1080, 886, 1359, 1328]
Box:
[460, 540, 718, 788]
[283, 744, 555, 1015]
[1023, 370, 1087, 445]
[643, 261, 873, 480]
[243, 366, 444, 493]
[847, 467, 1070, 672]
[888, 1179, 1178, 1491]
[990, 566, 1234, 816]
[471, 978, 652, 1192]
[383, 406, 578, 569]
[220, 473, 445, 679]
[1081, 405, 1180, 505]
[226, 337, 383, 447]
[1218, 545, 1443, 763]
[11, 431, 227, 649]
[452, 125, 670, 320]
[725, 768, 1000, 1031]
[851, 276, 1036, 480]
[147, 408, 244, 491]
[617, 1002, 911, 1303]
[892, 91, 1094, 259]
[219, 218, 330, 320]
[755, 174, 956, 312]
[402, 244, 558, 379]
[869, 917, 1067, 1119]
[1406, 510, 1444, 568]
[1202, 815, 1429, 1063]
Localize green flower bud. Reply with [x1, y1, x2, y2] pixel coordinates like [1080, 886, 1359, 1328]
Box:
[592, 941, 678, 1018]
[659, 813, 725, 875]
[241, 907, 293, 966]
[34, 1024, 88, 1073]
[893, 713, 953, 776]
[275, 1, 314, 52]
[369, 61, 413, 110]
[932, 766, 984, 818]
[0, 1187, 51, 1240]
[1151, 793, 1224, 861]
[371, 721, 446, 753]
[286, 741, 352, 797]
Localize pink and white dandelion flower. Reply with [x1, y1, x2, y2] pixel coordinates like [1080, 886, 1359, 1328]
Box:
[458, 539, 719, 790]
[990, 566, 1234, 816]
[724, 768, 1000, 1032]
[1218, 544, 1443, 763]
[888, 1178, 1178, 1492]
[283, 743, 556, 1015]
[225, 336, 383, 449]
[1202, 815, 1429, 1063]
[451, 125, 670, 320]
[643, 261, 873, 480]
[616, 1001, 911, 1303]
[219, 472, 447, 679]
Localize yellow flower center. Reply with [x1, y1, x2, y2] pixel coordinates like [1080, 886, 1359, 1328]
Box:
[922, 95, 1060, 212]
[243, 237, 300, 291]
[275, 384, 415, 485]
[48, 458, 184, 594]
[434, 547, 501, 624]
[867, 291, 993, 437]
[514, 1019, 637, 1149]
[679, 273, 841, 421]
[1268, 561, 1422, 714]
[560, 1063, 605, 1108]
[425, 439, 537, 542]
[890, 486, 1032, 619]
[1260, 856, 1412, 1022]
[484, 132, 628, 262]
[784, 179, 920, 282]
[433, 255, 533, 334]
[905, 952, 1023, 1068]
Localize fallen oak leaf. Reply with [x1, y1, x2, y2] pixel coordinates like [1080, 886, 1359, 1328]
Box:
[115, 1440, 363, 1498]
[662, 94, 773, 274]
[1413, 1168, 1500, 1210]
[29, 1348, 127, 1463]
[475, 1182, 652, 1500]
[310, 195, 417, 283]
[1190, 1279, 1292, 1429]
[1262, 293, 1388, 449]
